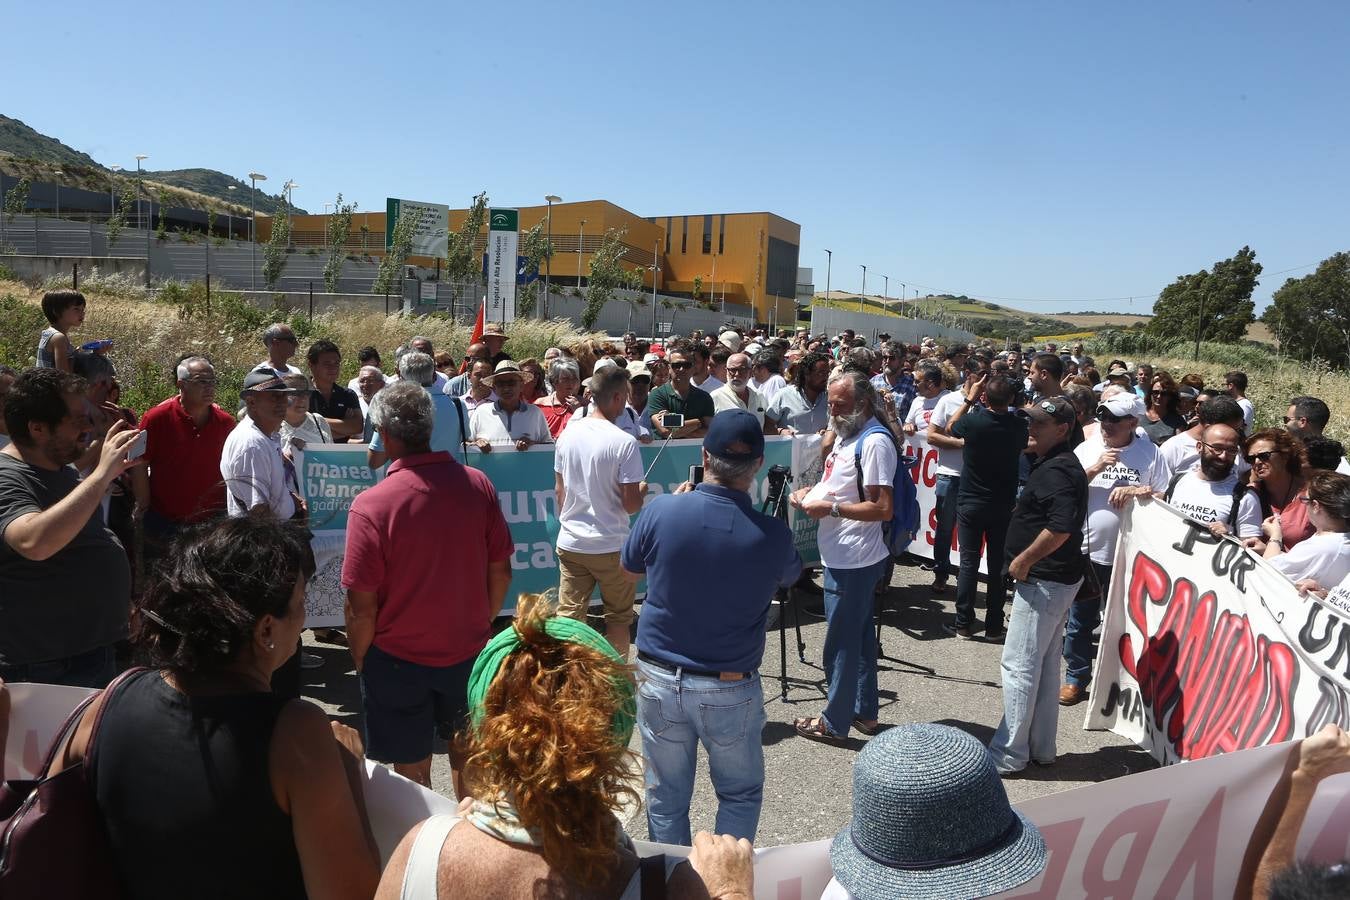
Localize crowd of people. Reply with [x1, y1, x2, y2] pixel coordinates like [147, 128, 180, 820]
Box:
[1, 287, 1347, 898]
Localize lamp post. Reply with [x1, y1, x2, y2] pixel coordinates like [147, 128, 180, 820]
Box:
[323, 202, 333, 249]
[577, 218, 586, 288]
[135, 155, 147, 229]
[860, 265, 867, 312]
[135, 154, 148, 268]
[248, 172, 267, 290]
[882, 274, 888, 306]
[226, 184, 237, 239]
[544, 195, 560, 318]
[652, 239, 659, 339]
[108, 165, 122, 224]
[824, 249, 832, 301]
[52, 171, 62, 218]
[900, 282, 906, 316]
[282, 183, 299, 249]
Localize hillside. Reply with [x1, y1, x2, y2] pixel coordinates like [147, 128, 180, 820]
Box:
[0, 114, 304, 215]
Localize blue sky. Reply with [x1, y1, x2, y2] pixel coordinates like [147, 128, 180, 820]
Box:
[8, 1, 1348, 313]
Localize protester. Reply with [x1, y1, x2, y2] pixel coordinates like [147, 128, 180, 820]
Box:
[368, 352, 468, 469]
[0, 365, 14, 449]
[926, 367, 972, 595]
[1177, 385, 1201, 425]
[1164, 423, 1263, 538]
[305, 338, 363, 443]
[518, 357, 547, 403]
[1261, 472, 1350, 587]
[791, 371, 896, 743]
[624, 409, 800, 843]
[0, 367, 140, 687]
[446, 342, 491, 396]
[470, 361, 552, 452]
[36, 289, 87, 372]
[343, 381, 512, 789]
[1303, 436, 1347, 473]
[374, 594, 755, 899]
[481, 322, 512, 366]
[1225, 370, 1256, 431]
[822, 724, 1048, 899]
[750, 350, 787, 404]
[1060, 390, 1165, 707]
[130, 355, 236, 567]
[1141, 372, 1187, 445]
[1285, 395, 1350, 474]
[433, 350, 457, 381]
[279, 372, 333, 456]
[356, 364, 385, 433]
[460, 358, 498, 412]
[553, 365, 647, 657]
[687, 341, 723, 394]
[901, 362, 947, 440]
[766, 350, 831, 436]
[347, 345, 385, 392]
[1157, 395, 1247, 481]
[987, 396, 1087, 774]
[646, 342, 715, 439]
[255, 322, 301, 376]
[220, 368, 302, 519]
[1245, 428, 1313, 550]
[943, 373, 1028, 641]
[711, 352, 769, 428]
[535, 357, 583, 438]
[1026, 352, 1064, 402]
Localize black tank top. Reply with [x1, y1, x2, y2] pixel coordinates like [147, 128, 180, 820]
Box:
[93, 670, 308, 899]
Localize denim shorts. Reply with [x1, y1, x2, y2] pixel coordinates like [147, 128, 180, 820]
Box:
[359, 644, 476, 764]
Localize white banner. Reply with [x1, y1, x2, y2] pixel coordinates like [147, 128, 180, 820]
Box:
[487, 208, 519, 324]
[1087, 498, 1350, 763]
[900, 431, 988, 573]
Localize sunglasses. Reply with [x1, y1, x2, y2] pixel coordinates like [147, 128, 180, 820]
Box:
[1096, 409, 1126, 423]
[1249, 450, 1283, 464]
[669, 361, 693, 371]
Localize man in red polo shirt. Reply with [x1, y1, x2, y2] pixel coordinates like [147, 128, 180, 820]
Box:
[342, 380, 512, 790]
[130, 355, 236, 566]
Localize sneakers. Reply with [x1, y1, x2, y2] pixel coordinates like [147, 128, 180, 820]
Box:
[1059, 683, 1088, 706]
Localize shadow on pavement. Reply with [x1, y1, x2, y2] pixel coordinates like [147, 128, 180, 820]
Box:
[761, 719, 868, 752]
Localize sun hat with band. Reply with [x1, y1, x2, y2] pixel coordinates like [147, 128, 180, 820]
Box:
[827, 724, 1047, 899]
[481, 359, 535, 388]
[239, 367, 302, 399]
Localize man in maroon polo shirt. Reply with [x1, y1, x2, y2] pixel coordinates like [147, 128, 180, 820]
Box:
[342, 380, 512, 790]
[130, 355, 236, 566]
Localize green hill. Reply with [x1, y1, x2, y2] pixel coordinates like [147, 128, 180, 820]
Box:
[0, 114, 100, 168]
[137, 168, 304, 216]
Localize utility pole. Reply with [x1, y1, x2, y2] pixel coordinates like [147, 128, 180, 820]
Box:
[577, 219, 586, 288]
[248, 172, 267, 291]
[544, 195, 560, 319]
[824, 249, 832, 301]
[860, 265, 867, 312]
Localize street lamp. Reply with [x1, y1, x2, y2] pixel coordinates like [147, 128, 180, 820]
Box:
[544, 195, 560, 318]
[135, 154, 148, 266]
[651, 238, 660, 339]
[248, 172, 267, 290]
[577, 218, 586, 288]
[824, 249, 832, 301]
[882, 274, 888, 306]
[108, 165, 122, 224]
[52, 170, 63, 218]
[900, 282, 906, 316]
[860, 265, 867, 312]
[226, 184, 237, 239]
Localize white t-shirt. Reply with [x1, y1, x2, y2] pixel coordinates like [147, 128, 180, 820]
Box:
[469, 401, 552, 446]
[692, 373, 724, 394]
[1074, 433, 1168, 564]
[568, 404, 650, 442]
[554, 417, 644, 554]
[280, 411, 332, 455]
[1158, 430, 1249, 481]
[253, 360, 300, 377]
[904, 391, 946, 436]
[1337, 457, 1350, 476]
[220, 416, 295, 519]
[927, 390, 966, 478]
[806, 418, 897, 569]
[1268, 532, 1350, 587]
[1236, 396, 1255, 431]
[1166, 469, 1262, 537]
[710, 383, 767, 427]
[751, 374, 787, 404]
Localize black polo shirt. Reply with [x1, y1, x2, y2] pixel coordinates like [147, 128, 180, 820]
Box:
[310, 384, 360, 444]
[1004, 442, 1087, 584]
[951, 405, 1028, 509]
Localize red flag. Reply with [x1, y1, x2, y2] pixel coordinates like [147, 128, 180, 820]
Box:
[462, 299, 486, 373]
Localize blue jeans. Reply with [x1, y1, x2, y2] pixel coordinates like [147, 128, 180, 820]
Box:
[0, 644, 117, 689]
[637, 658, 767, 846]
[1063, 562, 1112, 688]
[933, 475, 961, 582]
[821, 559, 888, 737]
[988, 576, 1081, 773]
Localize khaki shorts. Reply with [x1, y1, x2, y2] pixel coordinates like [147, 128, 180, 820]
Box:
[556, 548, 636, 627]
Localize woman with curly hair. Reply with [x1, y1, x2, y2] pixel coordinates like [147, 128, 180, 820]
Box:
[1245, 428, 1314, 550]
[375, 594, 754, 900]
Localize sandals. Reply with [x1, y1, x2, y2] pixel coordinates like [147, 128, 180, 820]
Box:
[852, 718, 882, 736]
[794, 716, 847, 745]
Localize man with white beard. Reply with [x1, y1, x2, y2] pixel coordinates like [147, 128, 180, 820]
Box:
[710, 353, 770, 430]
[788, 370, 897, 743]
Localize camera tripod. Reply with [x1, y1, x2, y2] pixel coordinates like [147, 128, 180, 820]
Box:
[761, 465, 814, 701]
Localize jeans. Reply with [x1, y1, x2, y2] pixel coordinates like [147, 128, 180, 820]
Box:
[821, 558, 888, 737]
[637, 659, 767, 846]
[0, 644, 117, 689]
[933, 475, 961, 582]
[1063, 562, 1113, 688]
[988, 575, 1082, 773]
[954, 503, 1012, 632]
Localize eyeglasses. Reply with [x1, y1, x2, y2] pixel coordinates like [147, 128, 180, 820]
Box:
[726, 366, 750, 375]
[1200, 442, 1239, 457]
[1249, 450, 1283, 464]
[183, 377, 217, 386]
[669, 361, 693, 371]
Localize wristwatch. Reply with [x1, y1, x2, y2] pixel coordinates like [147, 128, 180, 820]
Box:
[830, 501, 842, 518]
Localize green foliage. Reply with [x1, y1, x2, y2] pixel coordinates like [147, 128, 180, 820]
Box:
[106, 182, 135, 250]
[155, 187, 170, 240]
[446, 192, 488, 284]
[372, 206, 417, 295]
[324, 194, 357, 293]
[1087, 329, 1282, 373]
[1262, 252, 1350, 367]
[0, 263, 17, 282]
[0, 291, 47, 366]
[206, 207, 216, 239]
[1147, 246, 1261, 345]
[581, 228, 630, 329]
[514, 220, 551, 316]
[3, 177, 30, 221]
[692, 275, 703, 302]
[262, 200, 292, 290]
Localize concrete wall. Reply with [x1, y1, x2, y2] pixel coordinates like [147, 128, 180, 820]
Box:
[809, 306, 975, 345]
[0, 254, 149, 283]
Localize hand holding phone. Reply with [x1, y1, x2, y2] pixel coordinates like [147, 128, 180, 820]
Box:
[689, 464, 704, 485]
[126, 430, 148, 461]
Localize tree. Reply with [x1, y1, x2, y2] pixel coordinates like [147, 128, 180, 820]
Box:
[372, 206, 416, 295]
[1262, 252, 1350, 366]
[155, 187, 171, 240]
[106, 182, 135, 250]
[514, 220, 551, 316]
[1146, 246, 1261, 345]
[581, 228, 631, 329]
[323, 194, 357, 293]
[446, 192, 488, 285]
[262, 199, 292, 290]
[3, 177, 30, 222]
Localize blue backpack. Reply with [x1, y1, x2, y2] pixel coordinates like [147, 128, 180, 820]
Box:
[853, 424, 922, 558]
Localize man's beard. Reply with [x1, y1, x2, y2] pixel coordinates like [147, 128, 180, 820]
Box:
[730, 378, 748, 391]
[1200, 454, 1234, 481]
[832, 409, 867, 439]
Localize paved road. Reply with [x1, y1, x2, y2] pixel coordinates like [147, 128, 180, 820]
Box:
[301, 558, 1156, 848]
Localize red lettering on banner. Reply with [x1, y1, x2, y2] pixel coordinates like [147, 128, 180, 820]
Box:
[920, 448, 938, 488]
[926, 507, 937, 546]
[1080, 799, 1168, 897]
[1155, 788, 1223, 897]
[1118, 553, 1298, 760]
[1004, 818, 1085, 898]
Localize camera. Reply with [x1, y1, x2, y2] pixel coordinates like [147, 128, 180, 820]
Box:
[765, 464, 792, 507]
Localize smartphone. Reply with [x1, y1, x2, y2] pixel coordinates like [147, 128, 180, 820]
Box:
[127, 430, 148, 461]
[663, 413, 685, 429]
[689, 464, 704, 485]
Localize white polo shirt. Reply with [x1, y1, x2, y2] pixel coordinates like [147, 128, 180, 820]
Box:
[710, 383, 767, 427]
[469, 400, 552, 446]
[220, 416, 295, 519]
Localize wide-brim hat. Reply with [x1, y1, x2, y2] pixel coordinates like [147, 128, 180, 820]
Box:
[482, 323, 509, 342]
[481, 360, 534, 387]
[240, 367, 302, 398]
[829, 724, 1047, 900]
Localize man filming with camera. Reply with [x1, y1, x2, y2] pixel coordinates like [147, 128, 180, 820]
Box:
[622, 409, 801, 846]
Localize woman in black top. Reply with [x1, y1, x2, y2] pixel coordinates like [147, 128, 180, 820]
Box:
[1142, 373, 1188, 446]
[54, 513, 380, 900]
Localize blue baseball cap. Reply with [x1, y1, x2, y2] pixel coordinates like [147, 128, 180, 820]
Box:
[703, 410, 765, 462]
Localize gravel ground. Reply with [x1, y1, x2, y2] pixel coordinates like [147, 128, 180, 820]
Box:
[301, 558, 1157, 848]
